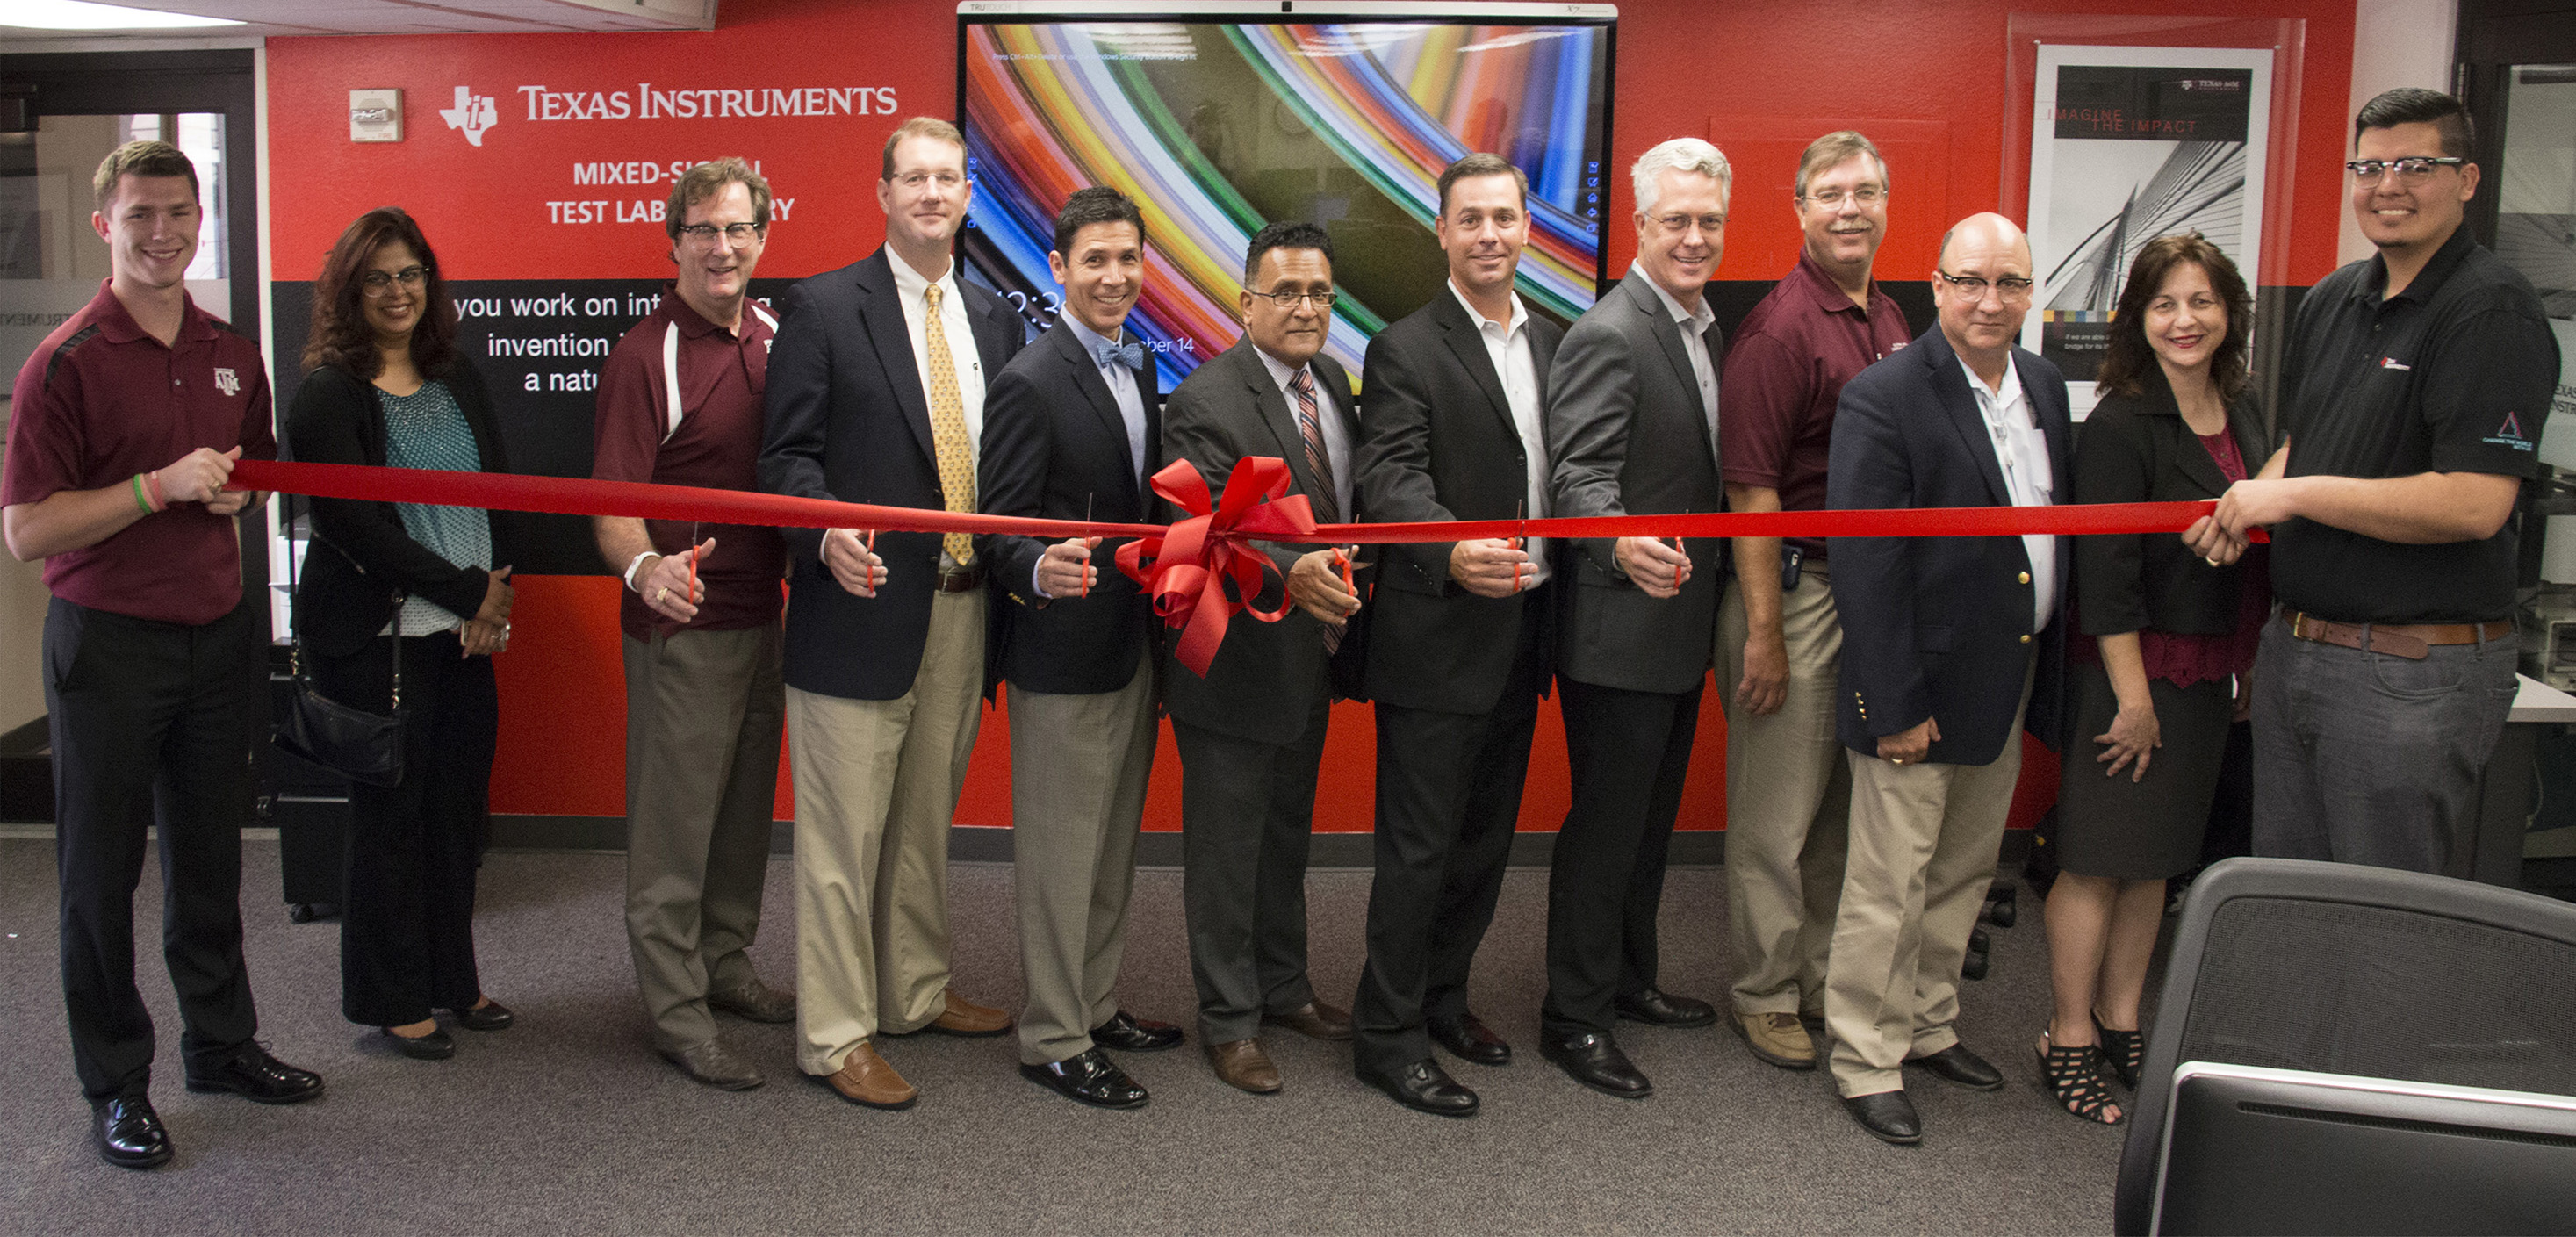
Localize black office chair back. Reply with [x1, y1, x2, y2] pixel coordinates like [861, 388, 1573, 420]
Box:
[2112, 857, 2576, 1234]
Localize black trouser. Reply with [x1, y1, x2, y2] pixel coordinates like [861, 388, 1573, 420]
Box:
[45, 597, 263, 1102]
[312, 629, 495, 1027]
[1352, 612, 1546, 1077]
[1541, 675, 1702, 1040]
[1172, 696, 1328, 1045]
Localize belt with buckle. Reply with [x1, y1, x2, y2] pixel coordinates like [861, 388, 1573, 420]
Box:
[2281, 610, 2513, 661]
[935, 562, 984, 593]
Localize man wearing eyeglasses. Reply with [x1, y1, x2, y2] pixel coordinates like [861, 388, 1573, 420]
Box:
[759, 117, 1023, 1111]
[593, 158, 794, 1091]
[1824, 212, 2070, 1144]
[1536, 137, 1731, 1102]
[1160, 219, 1365, 1095]
[2188, 88, 2558, 874]
[1714, 131, 1912, 1074]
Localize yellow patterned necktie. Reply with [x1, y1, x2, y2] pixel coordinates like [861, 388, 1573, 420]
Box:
[920, 283, 975, 565]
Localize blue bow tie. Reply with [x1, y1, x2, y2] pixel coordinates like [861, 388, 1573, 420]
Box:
[1091, 338, 1144, 370]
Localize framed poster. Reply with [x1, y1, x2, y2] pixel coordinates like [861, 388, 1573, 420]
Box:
[2026, 45, 2273, 415]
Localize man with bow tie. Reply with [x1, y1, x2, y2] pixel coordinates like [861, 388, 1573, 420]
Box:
[977, 188, 1185, 1109]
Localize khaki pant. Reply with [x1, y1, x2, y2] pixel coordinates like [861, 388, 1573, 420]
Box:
[1716, 566, 1851, 1019]
[1008, 658, 1156, 1065]
[1824, 667, 2030, 1097]
[622, 624, 785, 1054]
[788, 589, 985, 1076]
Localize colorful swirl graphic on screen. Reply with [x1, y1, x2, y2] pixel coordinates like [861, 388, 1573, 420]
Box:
[962, 21, 1610, 392]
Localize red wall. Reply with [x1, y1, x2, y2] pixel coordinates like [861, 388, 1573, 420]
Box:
[266, 0, 2355, 834]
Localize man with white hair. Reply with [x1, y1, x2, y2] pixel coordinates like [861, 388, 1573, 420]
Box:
[1823, 212, 2070, 1143]
[1536, 136, 1731, 1100]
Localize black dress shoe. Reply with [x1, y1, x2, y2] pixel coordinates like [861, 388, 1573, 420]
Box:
[1358, 1058, 1479, 1118]
[1614, 987, 1717, 1028]
[1539, 1032, 1652, 1098]
[1906, 1042, 2004, 1090]
[1844, 1090, 1922, 1144]
[1089, 1010, 1184, 1053]
[184, 1042, 326, 1103]
[378, 1026, 457, 1061]
[447, 999, 514, 1032]
[1428, 1011, 1511, 1067]
[93, 1096, 171, 1169]
[1020, 1048, 1148, 1110]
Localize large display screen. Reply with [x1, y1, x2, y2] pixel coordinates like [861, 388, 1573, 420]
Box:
[958, 7, 1616, 392]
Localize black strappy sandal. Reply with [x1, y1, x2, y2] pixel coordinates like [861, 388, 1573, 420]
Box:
[2093, 1012, 2144, 1089]
[2038, 1032, 2124, 1125]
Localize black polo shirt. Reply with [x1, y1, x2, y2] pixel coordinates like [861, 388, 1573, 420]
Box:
[2270, 224, 2558, 623]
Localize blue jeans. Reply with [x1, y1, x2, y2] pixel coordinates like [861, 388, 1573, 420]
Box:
[2250, 617, 2518, 874]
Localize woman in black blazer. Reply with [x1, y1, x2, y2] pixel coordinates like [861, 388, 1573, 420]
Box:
[285, 207, 518, 1060]
[2041, 234, 2270, 1124]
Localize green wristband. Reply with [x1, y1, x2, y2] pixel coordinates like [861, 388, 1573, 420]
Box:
[131, 473, 154, 515]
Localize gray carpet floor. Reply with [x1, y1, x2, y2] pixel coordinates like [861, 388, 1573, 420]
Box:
[0, 837, 2125, 1234]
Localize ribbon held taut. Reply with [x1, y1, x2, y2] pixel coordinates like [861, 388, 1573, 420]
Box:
[228, 456, 2251, 678]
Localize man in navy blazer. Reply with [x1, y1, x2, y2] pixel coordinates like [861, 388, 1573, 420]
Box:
[976, 187, 1183, 1111]
[758, 118, 1023, 1111]
[1823, 212, 2069, 1145]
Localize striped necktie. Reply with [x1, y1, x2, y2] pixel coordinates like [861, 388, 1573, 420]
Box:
[1291, 367, 1342, 653]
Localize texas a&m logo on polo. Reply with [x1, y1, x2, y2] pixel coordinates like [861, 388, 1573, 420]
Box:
[212, 367, 240, 397]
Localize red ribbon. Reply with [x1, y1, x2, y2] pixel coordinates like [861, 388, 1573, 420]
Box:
[229, 457, 2251, 677]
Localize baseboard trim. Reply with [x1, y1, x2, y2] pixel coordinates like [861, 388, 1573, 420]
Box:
[479, 815, 2041, 872]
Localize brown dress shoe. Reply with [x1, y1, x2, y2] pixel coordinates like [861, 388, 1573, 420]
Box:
[818, 1042, 917, 1110]
[1205, 1039, 1282, 1094]
[925, 988, 1011, 1038]
[1261, 1000, 1354, 1042]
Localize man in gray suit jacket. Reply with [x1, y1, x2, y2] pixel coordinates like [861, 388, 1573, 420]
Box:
[1537, 138, 1733, 1100]
[1161, 220, 1366, 1095]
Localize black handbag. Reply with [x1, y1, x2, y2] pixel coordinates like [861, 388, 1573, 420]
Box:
[275, 529, 404, 788]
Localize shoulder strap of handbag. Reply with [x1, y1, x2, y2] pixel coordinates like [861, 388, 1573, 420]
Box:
[288, 503, 401, 710]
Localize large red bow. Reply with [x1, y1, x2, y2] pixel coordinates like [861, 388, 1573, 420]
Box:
[1117, 457, 1318, 677]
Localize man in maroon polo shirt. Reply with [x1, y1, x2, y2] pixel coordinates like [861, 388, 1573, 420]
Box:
[591, 158, 794, 1090]
[4, 140, 322, 1170]
[1715, 131, 1913, 1071]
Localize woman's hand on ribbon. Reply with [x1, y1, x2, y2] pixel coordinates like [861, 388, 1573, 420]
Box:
[1614, 536, 1689, 598]
[823, 528, 886, 597]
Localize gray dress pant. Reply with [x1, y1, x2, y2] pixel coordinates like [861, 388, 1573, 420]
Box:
[622, 624, 784, 1054]
[1173, 695, 1330, 1045]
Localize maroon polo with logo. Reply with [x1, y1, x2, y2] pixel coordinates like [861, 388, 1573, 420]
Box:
[4, 280, 275, 624]
[591, 282, 785, 640]
[1719, 251, 1914, 557]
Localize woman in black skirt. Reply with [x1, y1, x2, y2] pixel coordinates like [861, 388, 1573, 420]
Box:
[2041, 234, 2270, 1123]
[286, 208, 519, 1060]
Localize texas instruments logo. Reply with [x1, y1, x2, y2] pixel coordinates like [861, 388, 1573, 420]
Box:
[441, 86, 499, 147]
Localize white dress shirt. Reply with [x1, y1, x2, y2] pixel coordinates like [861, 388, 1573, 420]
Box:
[1643, 270, 1721, 474]
[1960, 353, 2057, 632]
[889, 254, 988, 570]
[1449, 278, 1550, 586]
[1254, 345, 1353, 522]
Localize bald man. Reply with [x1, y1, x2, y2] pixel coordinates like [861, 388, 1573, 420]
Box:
[1820, 213, 2069, 1144]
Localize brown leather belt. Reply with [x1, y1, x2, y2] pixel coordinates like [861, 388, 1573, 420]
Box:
[2281, 610, 2513, 661]
[935, 563, 985, 594]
